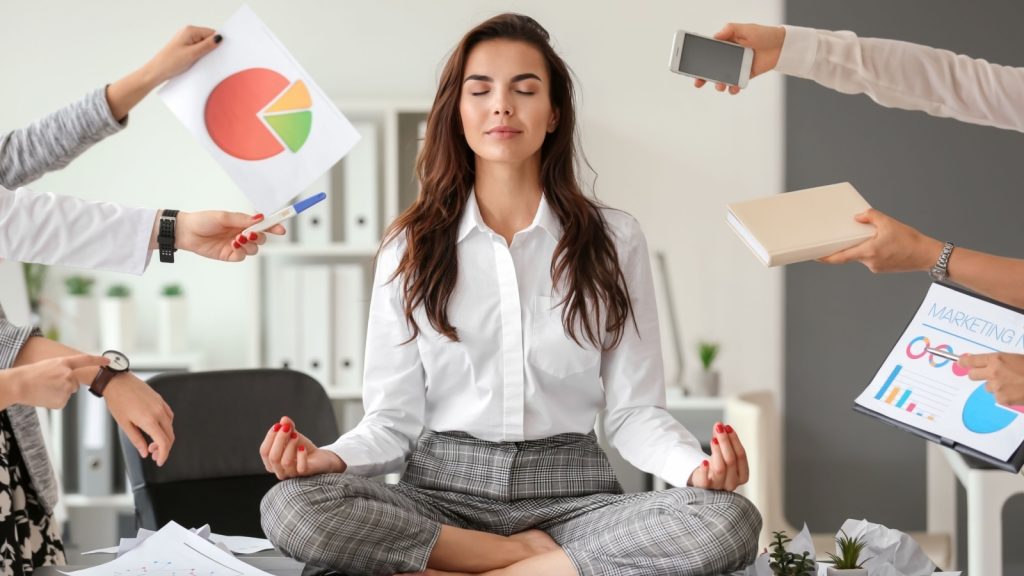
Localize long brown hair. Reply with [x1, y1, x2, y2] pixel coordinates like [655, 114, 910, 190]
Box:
[382, 13, 634, 350]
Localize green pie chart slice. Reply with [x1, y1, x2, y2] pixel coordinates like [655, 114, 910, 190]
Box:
[264, 111, 312, 152]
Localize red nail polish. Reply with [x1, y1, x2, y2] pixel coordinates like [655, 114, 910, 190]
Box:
[238, 235, 248, 245]
[702, 460, 709, 467]
[232, 241, 240, 249]
[290, 431, 298, 440]
[712, 437, 720, 446]
[273, 423, 281, 432]
[725, 425, 734, 434]
[716, 423, 725, 434]
[249, 232, 258, 241]
[298, 445, 306, 452]
[282, 424, 292, 433]
[252, 213, 265, 221]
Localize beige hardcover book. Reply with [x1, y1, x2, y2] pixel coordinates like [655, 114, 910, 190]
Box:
[726, 182, 875, 267]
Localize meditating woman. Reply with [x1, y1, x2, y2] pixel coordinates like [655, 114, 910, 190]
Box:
[260, 13, 760, 576]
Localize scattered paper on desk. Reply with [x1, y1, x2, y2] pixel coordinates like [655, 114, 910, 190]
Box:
[82, 524, 272, 556]
[64, 521, 272, 576]
[209, 533, 276, 554]
[160, 4, 360, 213]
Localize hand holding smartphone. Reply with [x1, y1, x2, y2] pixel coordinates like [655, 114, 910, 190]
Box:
[668, 30, 753, 88]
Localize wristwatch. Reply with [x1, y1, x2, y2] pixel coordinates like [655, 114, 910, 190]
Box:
[89, 350, 131, 398]
[158, 209, 179, 264]
[929, 241, 955, 282]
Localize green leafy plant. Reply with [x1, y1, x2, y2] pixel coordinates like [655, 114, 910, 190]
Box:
[106, 284, 131, 298]
[698, 340, 720, 371]
[22, 263, 47, 312]
[769, 531, 815, 576]
[161, 283, 184, 297]
[64, 275, 95, 296]
[826, 530, 868, 569]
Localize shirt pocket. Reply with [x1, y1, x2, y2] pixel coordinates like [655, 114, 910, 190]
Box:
[529, 296, 601, 379]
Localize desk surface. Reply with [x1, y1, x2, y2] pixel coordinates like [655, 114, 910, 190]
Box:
[40, 554, 305, 576]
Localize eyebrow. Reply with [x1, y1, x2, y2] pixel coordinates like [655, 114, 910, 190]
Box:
[463, 73, 543, 84]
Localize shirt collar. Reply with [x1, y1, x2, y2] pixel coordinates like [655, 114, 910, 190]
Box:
[456, 190, 564, 244]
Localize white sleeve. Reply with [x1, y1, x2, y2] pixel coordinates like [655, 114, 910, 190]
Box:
[777, 25, 1024, 133]
[0, 185, 155, 275]
[321, 238, 426, 477]
[599, 216, 707, 488]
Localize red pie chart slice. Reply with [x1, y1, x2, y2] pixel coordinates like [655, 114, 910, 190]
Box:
[205, 68, 289, 161]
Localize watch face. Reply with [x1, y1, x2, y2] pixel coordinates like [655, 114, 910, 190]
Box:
[102, 350, 130, 372]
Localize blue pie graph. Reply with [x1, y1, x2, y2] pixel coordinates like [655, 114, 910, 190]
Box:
[962, 383, 1018, 434]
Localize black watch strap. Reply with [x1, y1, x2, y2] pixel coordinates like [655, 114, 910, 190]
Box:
[158, 209, 179, 263]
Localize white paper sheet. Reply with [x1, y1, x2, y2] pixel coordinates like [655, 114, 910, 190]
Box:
[856, 283, 1024, 460]
[208, 534, 276, 555]
[64, 522, 272, 576]
[83, 525, 273, 556]
[160, 5, 360, 213]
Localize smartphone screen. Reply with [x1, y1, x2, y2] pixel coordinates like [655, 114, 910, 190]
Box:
[678, 33, 746, 86]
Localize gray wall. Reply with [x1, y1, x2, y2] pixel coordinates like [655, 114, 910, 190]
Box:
[784, 0, 1024, 560]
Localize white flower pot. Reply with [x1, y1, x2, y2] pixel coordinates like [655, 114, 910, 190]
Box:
[99, 297, 135, 353]
[692, 370, 720, 397]
[59, 295, 99, 351]
[158, 296, 188, 355]
[826, 567, 867, 576]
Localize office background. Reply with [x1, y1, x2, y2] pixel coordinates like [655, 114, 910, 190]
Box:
[2, 0, 1022, 570]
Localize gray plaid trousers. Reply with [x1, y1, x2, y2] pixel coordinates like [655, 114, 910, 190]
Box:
[261, 431, 760, 576]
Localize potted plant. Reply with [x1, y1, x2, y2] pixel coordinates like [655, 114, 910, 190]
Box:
[58, 275, 99, 350]
[825, 531, 869, 575]
[100, 284, 135, 352]
[769, 531, 815, 576]
[22, 262, 47, 323]
[693, 340, 721, 396]
[158, 283, 187, 354]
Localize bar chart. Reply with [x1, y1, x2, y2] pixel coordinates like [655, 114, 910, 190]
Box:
[873, 363, 956, 422]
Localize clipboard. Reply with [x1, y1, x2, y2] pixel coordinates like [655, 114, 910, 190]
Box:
[854, 282, 1024, 472]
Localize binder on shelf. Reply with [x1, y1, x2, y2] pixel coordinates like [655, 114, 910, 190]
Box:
[300, 266, 333, 387]
[333, 264, 367, 391]
[294, 171, 333, 245]
[78, 392, 114, 496]
[342, 120, 380, 247]
[267, 265, 302, 370]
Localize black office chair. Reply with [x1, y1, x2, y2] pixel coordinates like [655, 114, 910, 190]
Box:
[119, 369, 340, 537]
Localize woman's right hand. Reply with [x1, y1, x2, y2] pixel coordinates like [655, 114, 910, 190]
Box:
[259, 416, 346, 480]
[693, 23, 787, 94]
[5, 354, 109, 409]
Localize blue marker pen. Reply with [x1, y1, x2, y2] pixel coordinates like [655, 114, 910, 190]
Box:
[242, 192, 327, 235]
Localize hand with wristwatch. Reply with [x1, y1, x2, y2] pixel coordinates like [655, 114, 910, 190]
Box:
[88, 350, 131, 398]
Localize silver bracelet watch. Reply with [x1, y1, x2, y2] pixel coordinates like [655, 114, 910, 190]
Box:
[928, 241, 955, 282]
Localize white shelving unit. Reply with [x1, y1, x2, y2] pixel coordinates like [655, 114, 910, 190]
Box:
[251, 99, 430, 413]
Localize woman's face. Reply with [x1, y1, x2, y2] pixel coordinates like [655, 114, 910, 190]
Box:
[459, 39, 559, 166]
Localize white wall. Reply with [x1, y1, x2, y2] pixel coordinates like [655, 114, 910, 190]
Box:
[0, 1, 784, 399]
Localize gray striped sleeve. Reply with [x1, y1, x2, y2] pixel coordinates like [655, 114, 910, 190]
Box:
[0, 303, 41, 369]
[0, 303, 60, 513]
[0, 87, 126, 189]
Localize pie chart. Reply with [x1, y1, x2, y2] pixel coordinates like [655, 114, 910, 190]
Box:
[962, 383, 1018, 434]
[205, 68, 313, 161]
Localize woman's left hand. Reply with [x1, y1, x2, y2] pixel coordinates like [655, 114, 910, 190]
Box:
[688, 422, 749, 492]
